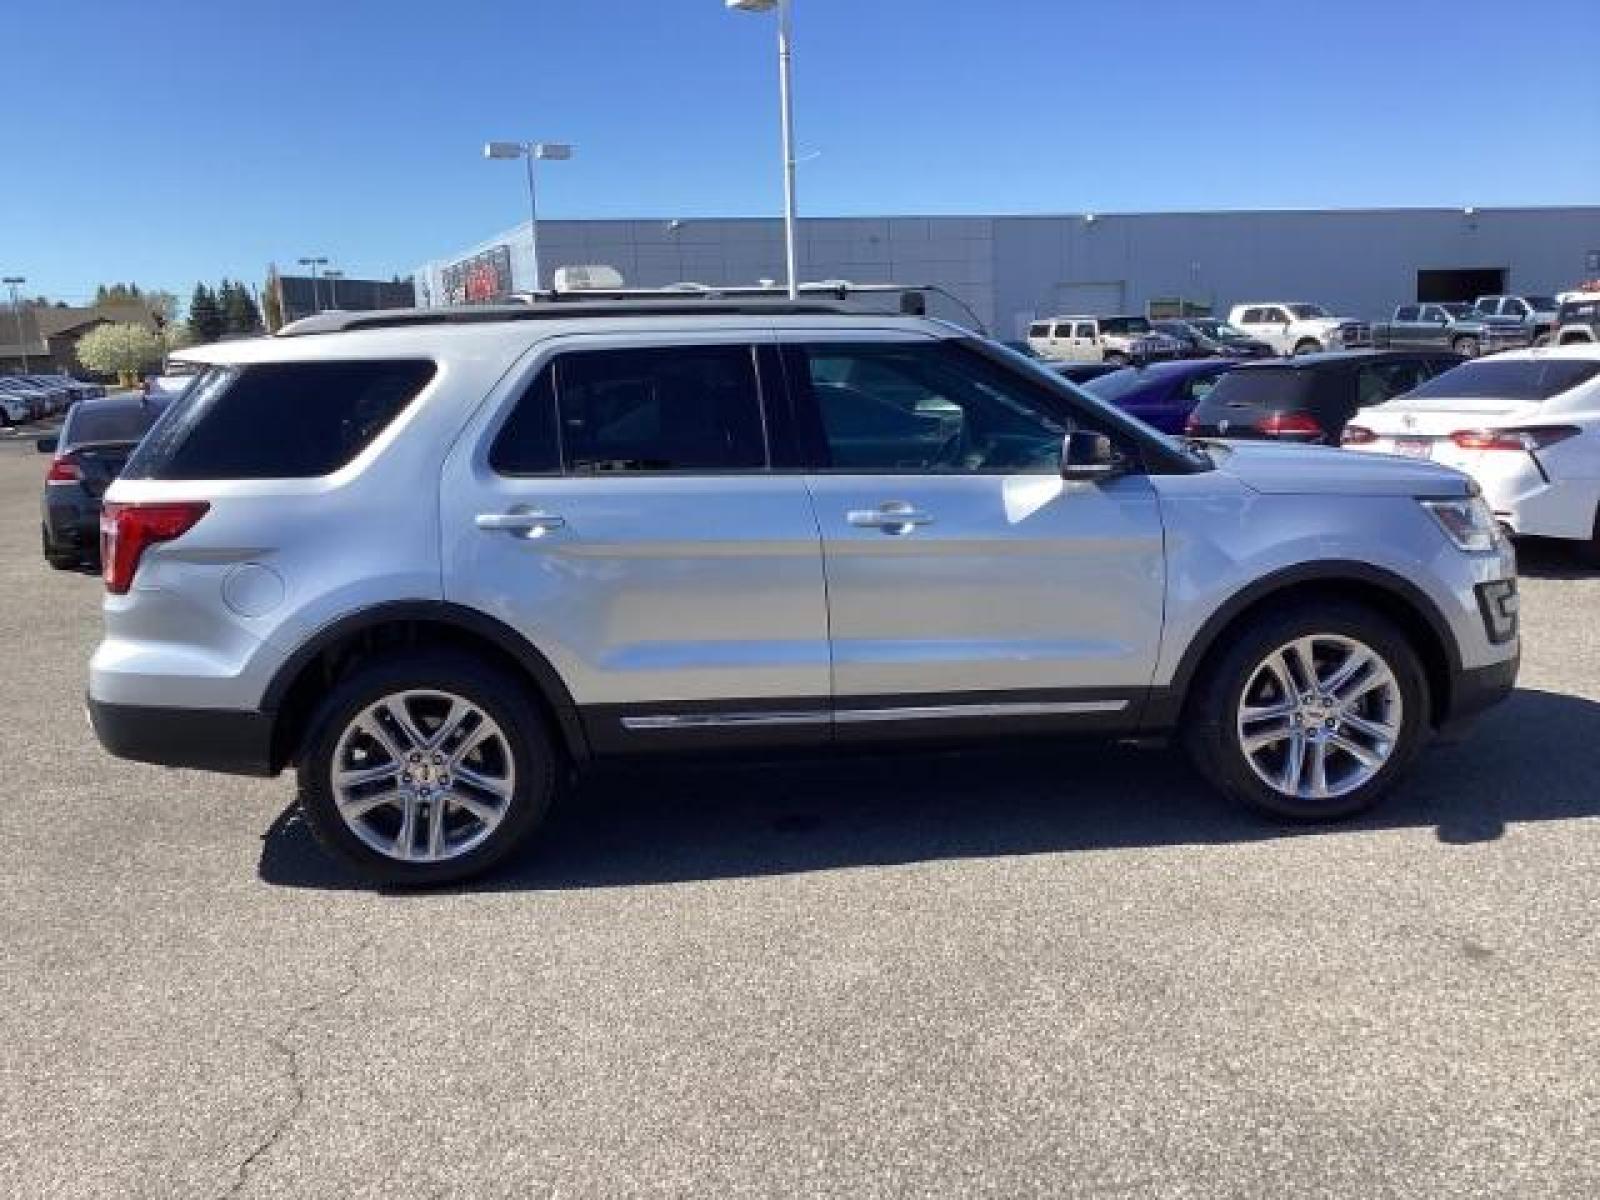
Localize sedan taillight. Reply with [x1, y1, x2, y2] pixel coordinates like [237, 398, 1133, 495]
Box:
[1341, 425, 1377, 446]
[100, 502, 210, 594]
[45, 455, 82, 482]
[1450, 426, 1580, 451]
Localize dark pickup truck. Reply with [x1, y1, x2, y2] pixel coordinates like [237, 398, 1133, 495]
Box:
[1371, 302, 1528, 358]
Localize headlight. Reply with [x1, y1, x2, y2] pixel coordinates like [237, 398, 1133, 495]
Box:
[1421, 495, 1500, 552]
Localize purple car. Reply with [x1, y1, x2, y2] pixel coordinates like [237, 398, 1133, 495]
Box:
[1080, 358, 1240, 434]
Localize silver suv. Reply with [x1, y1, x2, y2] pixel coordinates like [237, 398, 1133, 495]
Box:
[88, 300, 1521, 885]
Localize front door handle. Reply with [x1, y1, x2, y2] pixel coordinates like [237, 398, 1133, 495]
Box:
[475, 510, 566, 536]
[847, 502, 933, 534]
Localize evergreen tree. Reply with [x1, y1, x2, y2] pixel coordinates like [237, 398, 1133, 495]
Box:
[221, 279, 262, 333]
[188, 283, 225, 343]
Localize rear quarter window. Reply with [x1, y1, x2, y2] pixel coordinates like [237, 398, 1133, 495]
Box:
[123, 359, 436, 480]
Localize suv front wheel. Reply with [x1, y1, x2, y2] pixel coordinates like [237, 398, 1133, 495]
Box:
[296, 650, 557, 885]
[1183, 603, 1429, 820]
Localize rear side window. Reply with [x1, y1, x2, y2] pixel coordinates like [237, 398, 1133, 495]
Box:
[123, 360, 435, 480]
[1401, 358, 1600, 403]
[495, 345, 767, 474]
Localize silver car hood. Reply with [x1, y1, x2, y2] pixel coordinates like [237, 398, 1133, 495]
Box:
[1208, 439, 1471, 497]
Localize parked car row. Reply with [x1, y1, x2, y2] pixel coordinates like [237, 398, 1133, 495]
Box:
[0, 373, 105, 426]
[38, 393, 170, 570]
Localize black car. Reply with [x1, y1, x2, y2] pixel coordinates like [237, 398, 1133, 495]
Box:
[1183, 349, 1463, 444]
[1153, 318, 1276, 359]
[39, 393, 168, 570]
[1049, 361, 1124, 384]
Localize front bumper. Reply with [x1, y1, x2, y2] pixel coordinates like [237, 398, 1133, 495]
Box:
[1438, 652, 1519, 738]
[88, 696, 278, 776]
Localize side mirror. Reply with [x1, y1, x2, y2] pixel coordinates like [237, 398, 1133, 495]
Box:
[35, 436, 58, 454]
[1061, 430, 1126, 482]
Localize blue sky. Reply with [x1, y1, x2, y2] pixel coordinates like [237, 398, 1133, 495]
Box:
[6, 0, 1596, 304]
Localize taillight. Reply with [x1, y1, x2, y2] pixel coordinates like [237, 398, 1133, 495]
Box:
[100, 502, 209, 595]
[1255, 411, 1325, 439]
[1183, 413, 1201, 434]
[1341, 425, 1377, 445]
[1450, 426, 1581, 452]
[45, 455, 81, 482]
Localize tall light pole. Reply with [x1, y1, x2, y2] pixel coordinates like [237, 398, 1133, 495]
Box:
[484, 141, 574, 295]
[323, 269, 344, 310]
[298, 256, 328, 315]
[727, 0, 799, 299]
[2, 276, 28, 370]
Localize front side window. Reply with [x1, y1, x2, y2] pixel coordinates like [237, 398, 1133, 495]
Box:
[124, 359, 435, 480]
[801, 342, 1071, 473]
[1240, 309, 1265, 324]
[1395, 306, 1420, 322]
[1286, 304, 1331, 320]
[554, 345, 766, 473]
[1074, 322, 1097, 339]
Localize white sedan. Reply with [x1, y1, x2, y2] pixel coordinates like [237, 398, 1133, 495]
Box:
[1342, 346, 1600, 557]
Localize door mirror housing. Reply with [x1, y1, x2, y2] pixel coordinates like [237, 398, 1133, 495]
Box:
[1060, 430, 1126, 482]
[35, 435, 58, 454]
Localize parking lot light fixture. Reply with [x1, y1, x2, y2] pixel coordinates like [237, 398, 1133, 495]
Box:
[3, 276, 27, 371]
[484, 141, 575, 296]
[726, 0, 799, 300]
[297, 257, 329, 314]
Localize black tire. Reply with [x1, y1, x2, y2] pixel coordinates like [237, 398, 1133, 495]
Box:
[42, 526, 78, 571]
[1182, 601, 1431, 821]
[1573, 504, 1600, 570]
[1292, 339, 1322, 356]
[296, 649, 558, 886]
[1453, 336, 1480, 358]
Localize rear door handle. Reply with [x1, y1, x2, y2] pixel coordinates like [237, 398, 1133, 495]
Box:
[847, 502, 933, 533]
[475, 510, 566, 536]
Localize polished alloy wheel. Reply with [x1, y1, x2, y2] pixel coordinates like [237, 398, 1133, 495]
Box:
[1235, 634, 1402, 801]
[330, 689, 516, 863]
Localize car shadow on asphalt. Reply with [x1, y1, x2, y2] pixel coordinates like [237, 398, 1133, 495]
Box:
[257, 686, 1600, 894]
[1512, 538, 1599, 581]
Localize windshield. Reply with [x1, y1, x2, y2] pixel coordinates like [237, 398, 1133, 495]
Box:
[1098, 317, 1151, 335]
[1286, 304, 1331, 319]
[1525, 297, 1556, 311]
[1194, 320, 1249, 338]
[1400, 358, 1600, 403]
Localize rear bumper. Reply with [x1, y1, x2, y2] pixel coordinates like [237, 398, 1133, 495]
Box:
[87, 696, 278, 776]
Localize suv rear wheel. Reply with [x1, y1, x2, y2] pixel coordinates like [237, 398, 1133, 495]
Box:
[1292, 338, 1322, 356]
[1183, 602, 1429, 820]
[296, 650, 557, 885]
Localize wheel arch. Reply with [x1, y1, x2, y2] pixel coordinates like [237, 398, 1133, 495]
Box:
[262, 601, 589, 772]
[1151, 562, 1461, 732]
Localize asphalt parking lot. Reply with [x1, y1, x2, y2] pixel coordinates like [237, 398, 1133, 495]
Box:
[1, 433, 1597, 1199]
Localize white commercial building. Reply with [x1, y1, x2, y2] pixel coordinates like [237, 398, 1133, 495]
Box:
[413, 206, 1600, 338]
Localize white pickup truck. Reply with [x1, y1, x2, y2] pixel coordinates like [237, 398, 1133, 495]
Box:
[1228, 302, 1373, 356]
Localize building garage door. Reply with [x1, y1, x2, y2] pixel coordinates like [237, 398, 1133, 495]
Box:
[1051, 281, 1126, 316]
[1417, 268, 1507, 303]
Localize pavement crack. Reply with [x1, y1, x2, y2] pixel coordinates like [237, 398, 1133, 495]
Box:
[216, 940, 369, 1199]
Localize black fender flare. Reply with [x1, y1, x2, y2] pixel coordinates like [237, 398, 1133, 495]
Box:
[262, 600, 589, 761]
[1146, 560, 1462, 730]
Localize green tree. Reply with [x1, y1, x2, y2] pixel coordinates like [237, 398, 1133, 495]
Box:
[76, 322, 165, 383]
[220, 279, 262, 334]
[188, 283, 225, 343]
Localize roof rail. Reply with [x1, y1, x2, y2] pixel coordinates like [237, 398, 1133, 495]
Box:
[275, 297, 854, 337]
[275, 282, 986, 337]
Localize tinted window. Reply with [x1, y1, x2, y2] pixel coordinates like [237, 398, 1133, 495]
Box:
[1028, 322, 1050, 339]
[1395, 306, 1419, 321]
[1074, 322, 1096, 338]
[1196, 368, 1314, 412]
[1357, 361, 1430, 407]
[488, 366, 560, 475]
[555, 345, 765, 472]
[804, 342, 1070, 472]
[1401, 358, 1600, 402]
[63, 400, 165, 448]
[123, 360, 435, 480]
[1098, 317, 1151, 335]
[1240, 309, 1265, 323]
